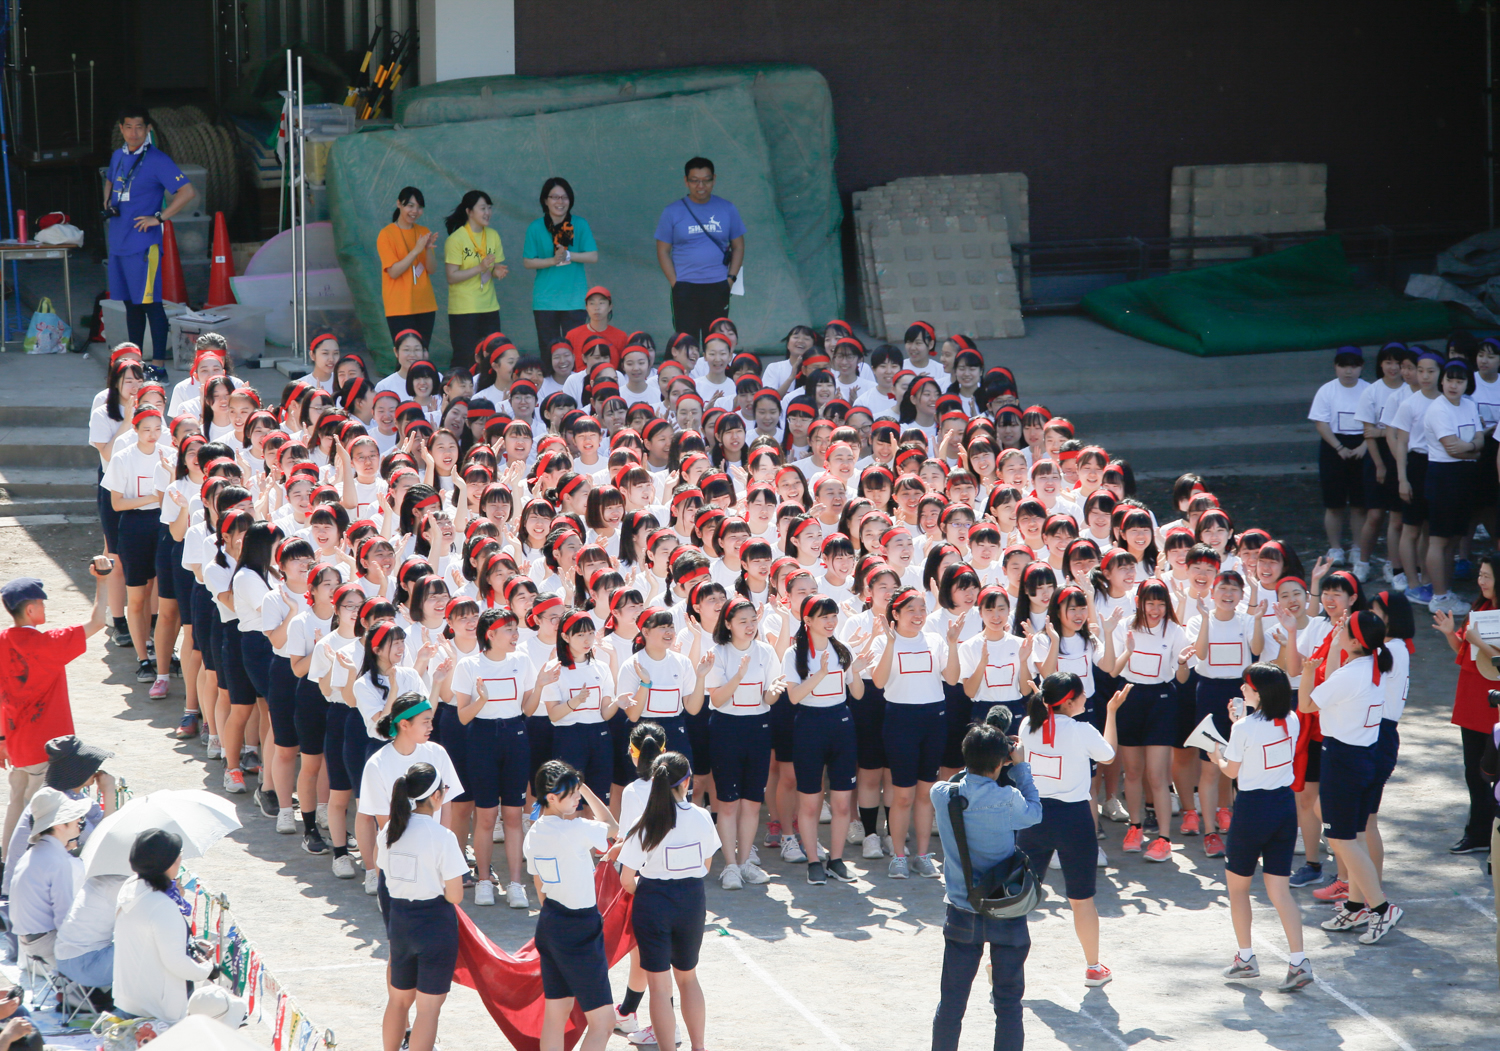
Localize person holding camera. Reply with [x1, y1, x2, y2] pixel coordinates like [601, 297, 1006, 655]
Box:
[104, 106, 197, 373]
[928, 722, 1042, 1051]
[654, 158, 745, 347]
[112, 828, 214, 1023]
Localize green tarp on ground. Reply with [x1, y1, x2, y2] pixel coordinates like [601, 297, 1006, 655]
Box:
[328, 85, 811, 373]
[1081, 235, 1455, 356]
[393, 64, 843, 327]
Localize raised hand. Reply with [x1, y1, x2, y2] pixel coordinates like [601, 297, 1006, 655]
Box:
[1107, 684, 1132, 712]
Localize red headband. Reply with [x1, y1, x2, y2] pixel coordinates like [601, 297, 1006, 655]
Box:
[1348, 614, 1382, 685]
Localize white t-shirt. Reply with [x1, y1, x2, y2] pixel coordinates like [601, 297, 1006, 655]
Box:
[542, 661, 615, 726]
[203, 558, 236, 622]
[229, 571, 272, 633]
[1027, 631, 1103, 696]
[1309, 656, 1385, 747]
[101, 443, 163, 506]
[358, 740, 464, 817]
[958, 633, 1023, 703]
[1475, 373, 1500, 429]
[1424, 394, 1482, 464]
[354, 666, 428, 738]
[705, 640, 777, 716]
[310, 631, 360, 695]
[282, 610, 329, 661]
[1019, 713, 1114, 802]
[618, 779, 651, 842]
[618, 801, 721, 879]
[616, 651, 696, 719]
[1184, 612, 1257, 679]
[377, 813, 468, 901]
[1379, 383, 1416, 428]
[925, 606, 982, 644]
[1356, 379, 1404, 432]
[88, 405, 126, 466]
[780, 645, 854, 708]
[524, 815, 610, 910]
[1382, 640, 1410, 723]
[1113, 621, 1188, 685]
[1391, 390, 1439, 455]
[259, 587, 298, 653]
[1307, 377, 1369, 436]
[451, 651, 536, 720]
[870, 630, 948, 704]
[1223, 711, 1300, 792]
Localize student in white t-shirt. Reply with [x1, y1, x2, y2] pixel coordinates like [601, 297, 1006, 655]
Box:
[1354, 344, 1414, 582]
[617, 750, 720, 1051]
[1419, 359, 1482, 614]
[102, 406, 166, 681]
[1208, 663, 1310, 992]
[1306, 347, 1370, 563]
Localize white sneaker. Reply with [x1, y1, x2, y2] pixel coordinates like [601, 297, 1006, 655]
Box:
[507, 881, 529, 909]
[1102, 797, 1129, 823]
[223, 769, 247, 794]
[364, 869, 379, 895]
[781, 836, 807, 863]
[474, 880, 496, 906]
[1169, 791, 1181, 816]
[1392, 571, 1409, 591]
[747, 845, 761, 867]
[881, 835, 894, 856]
[846, 819, 866, 844]
[206, 737, 224, 760]
[1382, 561, 1395, 583]
[492, 817, 505, 843]
[721, 864, 744, 890]
[276, 808, 297, 834]
[1438, 594, 1473, 615]
[1049, 853, 1062, 870]
[1358, 903, 1404, 944]
[1352, 561, 1370, 582]
[1097, 846, 1109, 868]
[1326, 547, 1345, 564]
[613, 1009, 641, 1036]
[738, 861, 771, 884]
[863, 833, 885, 859]
[316, 803, 329, 831]
[1295, 829, 1305, 855]
[820, 800, 832, 824]
[331, 853, 357, 879]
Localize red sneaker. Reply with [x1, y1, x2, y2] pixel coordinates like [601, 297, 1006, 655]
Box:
[1216, 807, 1233, 832]
[1143, 837, 1172, 862]
[1084, 963, 1113, 987]
[1313, 879, 1350, 902]
[1122, 826, 1144, 852]
[1180, 809, 1201, 836]
[1203, 832, 1226, 858]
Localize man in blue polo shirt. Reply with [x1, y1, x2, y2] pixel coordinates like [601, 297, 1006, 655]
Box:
[103, 105, 197, 375]
[654, 156, 745, 346]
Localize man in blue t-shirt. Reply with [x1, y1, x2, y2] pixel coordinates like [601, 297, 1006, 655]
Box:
[103, 105, 197, 372]
[653, 156, 745, 346]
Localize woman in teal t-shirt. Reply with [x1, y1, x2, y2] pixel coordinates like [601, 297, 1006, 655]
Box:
[523, 177, 598, 354]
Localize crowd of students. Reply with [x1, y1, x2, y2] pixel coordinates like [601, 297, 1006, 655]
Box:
[79, 317, 1429, 1051]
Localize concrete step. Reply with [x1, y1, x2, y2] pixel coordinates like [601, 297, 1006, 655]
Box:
[0, 427, 97, 468]
[0, 405, 92, 428]
[0, 466, 99, 499]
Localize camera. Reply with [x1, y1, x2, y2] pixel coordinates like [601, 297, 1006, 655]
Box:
[1488, 690, 1500, 708]
[100, 205, 120, 221]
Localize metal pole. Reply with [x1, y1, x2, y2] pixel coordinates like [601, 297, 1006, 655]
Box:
[285, 49, 299, 357]
[297, 54, 308, 365]
[69, 53, 77, 143]
[1488, 2, 1495, 229]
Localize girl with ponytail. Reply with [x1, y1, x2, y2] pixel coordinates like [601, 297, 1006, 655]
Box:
[1016, 672, 1127, 988]
[618, 751, 720, 1051]
[538, 609, 620, 807]
[311, 581, 369, 880]
[378, 760, 467, 1051]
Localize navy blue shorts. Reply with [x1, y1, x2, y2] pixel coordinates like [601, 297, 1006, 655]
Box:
[388, 895, 459, 995]
[1194, 676, 1240, 757]
[173, 560, 197, 629]
[265, 654, 301, 748]
[154, 527, 179, 601]
[1015, 797, 1097, 900]
[526, 714, 554, 786]
[942, 681, 972, 769]
[632, 876, 706, 973]
[1425, 459, 1476, 539]
[1086, 668, 1119, 732]
[434, 704, 472, 803]
[554, 722, 614, 805]
[116, 509, 159, 588]
[709, 711, 771, 803]
[1363, 437, 1401, 512]
[466, 715, 531, 809]
[1116, 681, 1178, 748]
[218, 622, 257, 705]
[192, 586, 216, 668]
[792, 703, 857, 795]
[239, 627, 274, 700]
[537, 899, 611, 1010]
[849, 681, 887, 770]
[1175, 669, 1200, 747]
[1224, 786, 1296, 878]
[294, 676, 326, 757]
[687, 705, 714, 776]
[1370, 718, 1401, 814]
[324, 703, 353, 792]
[1319, 737, 1381, 840]
[651, 714, 693, 767]
[610, 710, 636, 787]
[1402, 450, 1429, 525]
[769, 689, 795, 763]
[883, 701, 947, 788]
[96, 481, 121, 553]
[346, 715, 380, 795]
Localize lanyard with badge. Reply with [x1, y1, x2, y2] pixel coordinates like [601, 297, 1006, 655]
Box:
[400, 227, 425, 285]
[112, 145, 150, 206]
[466, 226, 491, 286]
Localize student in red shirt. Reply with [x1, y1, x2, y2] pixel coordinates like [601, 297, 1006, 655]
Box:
[0, 558, 111, 858]
[565, 287, 628, 363]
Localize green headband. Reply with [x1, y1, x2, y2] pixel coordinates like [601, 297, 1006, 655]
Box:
[388, 699, 432, 738]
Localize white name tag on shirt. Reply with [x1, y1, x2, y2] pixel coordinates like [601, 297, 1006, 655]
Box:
[1029, 752, 1063, 780]
[984, 662, 1015, 689]
[1128, 651, 1163, 678]
[1262, 737, 1293, 769]
[897, 650, 932, 675]
[645, 687, 681, 715]
[1364, 704, 1384, 728]
[482, 677, 517, 702]
[1336, 411, 1360, 432]
[1459, 423, 1478, 443]
[535, 857, 561, 884]
[665, 843, 703, 872]
[732, 680, 763, 708]
[1208, 641, 1244, 667]
[388, 850, 419, 883]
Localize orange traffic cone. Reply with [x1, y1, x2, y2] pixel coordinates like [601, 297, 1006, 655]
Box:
[206, 211, 236, 307]
[159, 220, 187, 305]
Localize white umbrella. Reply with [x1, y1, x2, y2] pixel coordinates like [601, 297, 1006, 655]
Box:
[136, 1016, 263, 1051]
[79, 789, 242, 878]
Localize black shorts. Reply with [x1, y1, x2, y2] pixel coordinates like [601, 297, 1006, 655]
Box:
[434, 703, 472, 804]
[1424, 459, 1477, 539]
[1319, 436, 1366, 510]
[1478, 434, 1500, 508]
[632, 877, 706, 973]
[537, 899, 612, 1010]
[1016, 797, 1097, 900]
[192, 585, 216, 669]
[294, 676, 327, 757]
[1115, 681, 1179, 748]
[709, 711, 771, 803]
[324, 704, 353, 792]
[466, 715, 531, 809]
[883, 700, 946, 788]
[687, 705, 714, 777]
[171, 551, 197, 627]
[265, 654, 301, 749]
[1401, 450, 1429, 525]
[345, 713, 380, 797]
[218, 623, 256, 706]
[769, 690, 796, 763]
[96, 480, 121, 552]
[1225, 786, 1297, 878]
[792, 703, 857, 794]
[239, 628, 274, 700]
[448, 310, 501, 373]
[1319, 737, 1381, 840]
[527, 714, 554, 787]
[941, 681, 972, 768]
[154, 527, 179, 601]
[388, 895, 459, 995]
[849, 682, 887, 770]
[115, 509, 159, 588]
[1175, 670, 1201, 748]
[1369, 718, 1401, 814]
[1362, 437, 1402, 512]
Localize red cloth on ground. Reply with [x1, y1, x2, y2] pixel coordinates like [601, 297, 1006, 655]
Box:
[453, 863, 636, 1051]
[0, 625, 85, 766]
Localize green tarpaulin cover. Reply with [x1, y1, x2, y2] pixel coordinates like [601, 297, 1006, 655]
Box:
[1081, 236, 1454, 356]
[328, 85, 813, 373]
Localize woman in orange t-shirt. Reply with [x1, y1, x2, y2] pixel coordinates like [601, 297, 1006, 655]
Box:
[377, 186, 440, 346]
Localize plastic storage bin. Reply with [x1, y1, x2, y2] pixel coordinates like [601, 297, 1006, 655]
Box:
[101, 299, 190, 358]
[168, 304, 270, 368]
[170, 215, 213, 260]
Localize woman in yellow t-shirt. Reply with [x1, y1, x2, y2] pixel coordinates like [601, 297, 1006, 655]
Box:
[443, 190, 508, 372]
[377, 186, 441, 346]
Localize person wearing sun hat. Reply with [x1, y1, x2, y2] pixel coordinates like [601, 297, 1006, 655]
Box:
[8, 787, 90, 969]
[2, 735, 116, 898]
